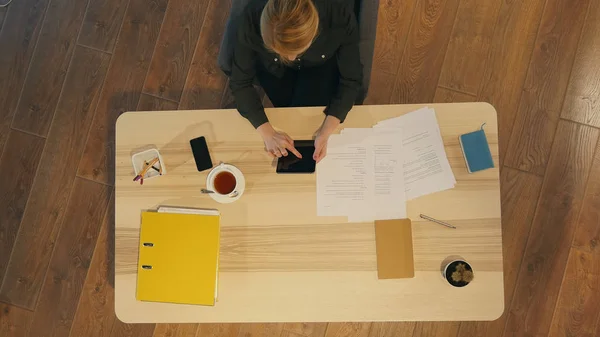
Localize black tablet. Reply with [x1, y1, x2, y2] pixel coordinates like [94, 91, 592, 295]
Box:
[276, 140, 316, 174]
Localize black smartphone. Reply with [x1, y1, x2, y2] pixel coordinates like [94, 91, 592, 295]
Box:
[189, 136, 213, 172]
[276, 140, 316, 174]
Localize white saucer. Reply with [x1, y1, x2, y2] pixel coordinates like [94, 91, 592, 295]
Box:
[206, 163, 245, 204]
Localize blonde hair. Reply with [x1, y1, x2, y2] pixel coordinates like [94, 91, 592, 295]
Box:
[260, 0, 319, 58]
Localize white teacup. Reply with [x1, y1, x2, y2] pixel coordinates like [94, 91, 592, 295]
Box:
[206, 163, 245, 201]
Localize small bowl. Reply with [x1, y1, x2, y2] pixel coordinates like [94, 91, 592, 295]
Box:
[443, 259, 473, 287]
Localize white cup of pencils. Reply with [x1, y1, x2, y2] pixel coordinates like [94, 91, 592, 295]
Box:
[132, 149, 166, 185]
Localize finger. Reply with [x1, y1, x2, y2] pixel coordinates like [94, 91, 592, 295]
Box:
[315, 145, 327, 163]
[285, 143, 302, 158]
[313, 147, 320, 161]
[272, 149, 282, 158]
[284, 138, 302, 158]
[266, 149, 275, 158]
[316, 153, 323, 163]
[280, 148, 288, 156]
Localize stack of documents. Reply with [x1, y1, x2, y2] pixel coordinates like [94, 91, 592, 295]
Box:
[317, 107, 456, 222]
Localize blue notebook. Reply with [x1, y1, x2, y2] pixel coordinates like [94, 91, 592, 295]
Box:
[459, 127, 494, 173]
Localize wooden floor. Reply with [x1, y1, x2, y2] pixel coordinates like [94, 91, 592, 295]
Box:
[0, 0, 599, 335]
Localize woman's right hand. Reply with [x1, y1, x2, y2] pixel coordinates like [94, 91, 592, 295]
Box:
[257, 123, 302, 158]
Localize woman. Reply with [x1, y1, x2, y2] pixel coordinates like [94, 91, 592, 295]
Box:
[230, 0, 363, 162]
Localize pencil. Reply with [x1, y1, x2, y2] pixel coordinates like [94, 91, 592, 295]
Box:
[134, 157, 160, 183]
[419, 214, 457, 229]
[138, 158, 159, 177]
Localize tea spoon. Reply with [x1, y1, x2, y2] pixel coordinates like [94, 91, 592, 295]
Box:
[201, 189, 239, 198]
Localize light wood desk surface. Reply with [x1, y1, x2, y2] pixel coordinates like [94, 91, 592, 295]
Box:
[114, 103, 503, 323]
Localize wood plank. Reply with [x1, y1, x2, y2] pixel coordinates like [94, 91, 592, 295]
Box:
[554, 140, 600, 334]
[109, 320, 155, 337]
[153, 324, 198, 337]
[0, 0, 50, 154]
[363, 71, 396, 105]
[572, 139, 600, 254]
[370, 0, 416, 74]
[280, 332, 305, 337]
[77, 0, 169, 185]
[27, 178, 112, 337]
[0, 131, 44, 283]
[455, 323, 487, 337]
[411, 322, 459, 337]
[283, 323, 327, 337]
[438, 0, 502, 95]
[477, 0, 547, 164]
[120, 219, 500, 273]
[392, 0, 461, 104]
[137, 94, 179, 111]
[504, 0, 591, 175]
[504, 121, 599, 337]
[237, 324, 284, 337]
[457, 167, 543, 337]
[548, 248, 600, 337]
[199, 324, 241, 337]
[367, 323, 415, 337]
[433, 87, 476, 103]
[0, 303, 33, 337]
[324, 323, 371, 337]
[11, 0, 90, 136]
[142, 0, 210, 102]
[561, 0, 600, 127]
[179, 0, 230, 110]
[69, 194, 116, 337]
[78, 0, 130, 52]
[196, 324, 241, 337]
[0, 46, 111, 309]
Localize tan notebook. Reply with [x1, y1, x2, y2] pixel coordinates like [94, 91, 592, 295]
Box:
[374, 219, 415, 279]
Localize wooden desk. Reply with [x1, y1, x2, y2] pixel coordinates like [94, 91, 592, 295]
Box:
[114, 103, 503, 323]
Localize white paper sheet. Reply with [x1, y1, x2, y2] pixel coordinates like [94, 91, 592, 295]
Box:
[318, 129, 406, 222]
[317, 134, 373, 217]
[338, 128, 406, 221]
[316, 107, 454, 222]
[374, 107, 456, 200]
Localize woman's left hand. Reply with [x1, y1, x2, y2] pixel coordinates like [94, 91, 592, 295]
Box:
[313, 115, 341, 163]
[313, 130, 330, 163]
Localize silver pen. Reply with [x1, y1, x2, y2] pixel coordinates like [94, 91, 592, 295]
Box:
[419, 214, 457, 229]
